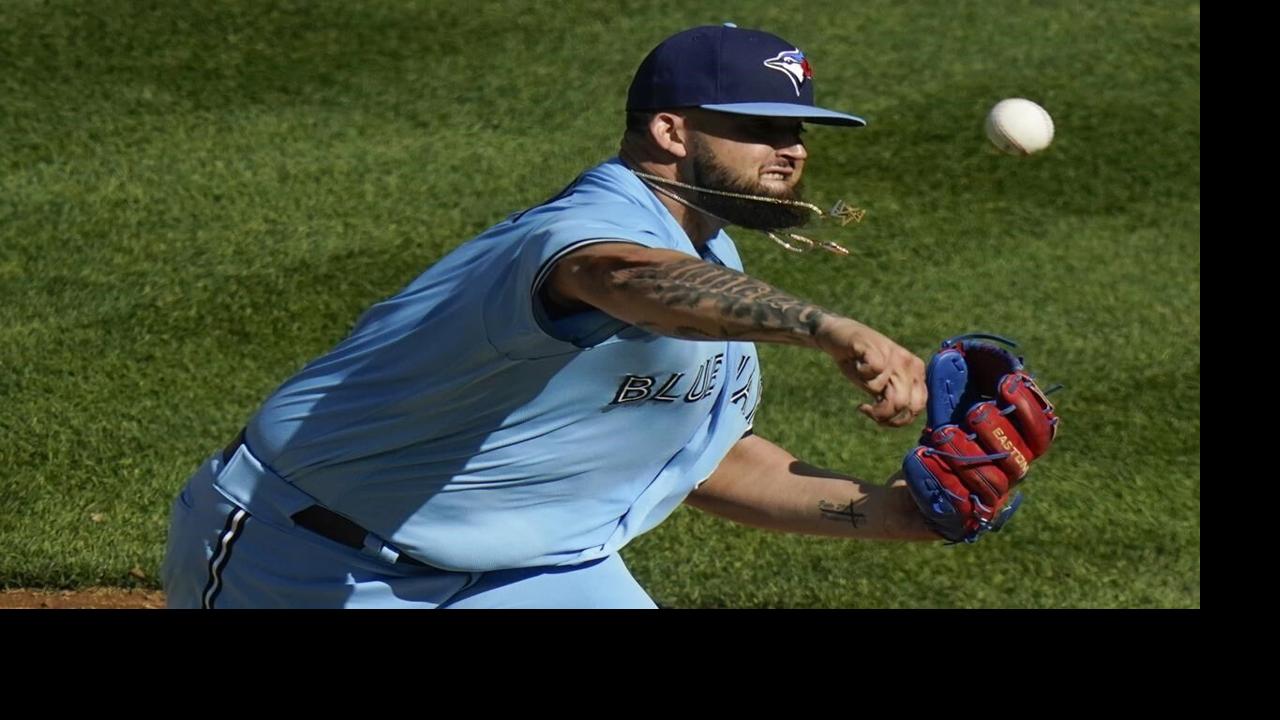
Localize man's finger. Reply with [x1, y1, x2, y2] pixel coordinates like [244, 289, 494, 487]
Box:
[862, 368, 891, 396]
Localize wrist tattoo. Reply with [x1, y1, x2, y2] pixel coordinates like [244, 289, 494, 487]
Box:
[818, 499, 868, 528]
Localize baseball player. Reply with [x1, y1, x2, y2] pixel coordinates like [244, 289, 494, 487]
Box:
[161, 24, 1055, 608]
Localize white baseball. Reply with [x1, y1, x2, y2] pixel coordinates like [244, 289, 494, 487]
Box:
[985, 98, 1054, 155]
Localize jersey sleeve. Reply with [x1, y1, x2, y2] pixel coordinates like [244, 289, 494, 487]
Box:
[482, 202, 680, 359]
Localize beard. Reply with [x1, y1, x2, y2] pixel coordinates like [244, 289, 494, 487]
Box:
[687, 142, 813, 231]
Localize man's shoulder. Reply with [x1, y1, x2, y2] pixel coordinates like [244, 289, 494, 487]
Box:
[521, 160, 669, 234]
[575, 156, 635, 189]
[557, 157, 655, 214]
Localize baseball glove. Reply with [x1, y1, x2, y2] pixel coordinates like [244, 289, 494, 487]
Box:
[902, 333, 1061, 543]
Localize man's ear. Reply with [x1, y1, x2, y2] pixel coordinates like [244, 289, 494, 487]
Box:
[649, 111, 690, 159]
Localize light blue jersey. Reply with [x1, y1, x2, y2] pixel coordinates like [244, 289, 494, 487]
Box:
[189, 158, 761, 581]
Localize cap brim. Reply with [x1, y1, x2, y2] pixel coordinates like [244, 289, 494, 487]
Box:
[698, 102, 866, 127]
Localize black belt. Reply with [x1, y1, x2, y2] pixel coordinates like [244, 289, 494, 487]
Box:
[221, 430, 429, 568]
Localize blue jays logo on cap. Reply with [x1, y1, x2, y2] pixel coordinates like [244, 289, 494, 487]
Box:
[763, 49, 813, 97]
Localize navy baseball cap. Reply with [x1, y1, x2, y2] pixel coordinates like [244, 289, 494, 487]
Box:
[626, 23, 866, 127]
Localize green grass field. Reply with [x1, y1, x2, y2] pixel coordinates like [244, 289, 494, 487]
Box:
[0, 0, 1199, 607]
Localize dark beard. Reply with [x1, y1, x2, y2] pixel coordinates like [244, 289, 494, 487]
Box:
[688, 143, 812, 231]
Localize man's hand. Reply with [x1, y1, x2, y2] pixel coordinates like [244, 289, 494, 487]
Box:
[815, 318, 927, 427]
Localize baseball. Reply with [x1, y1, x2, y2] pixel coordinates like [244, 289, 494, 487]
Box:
[985, 98, 1054, 155]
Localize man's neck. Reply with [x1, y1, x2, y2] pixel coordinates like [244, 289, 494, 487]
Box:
[618, 149, 725, 249]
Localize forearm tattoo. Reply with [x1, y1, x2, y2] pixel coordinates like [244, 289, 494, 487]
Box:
[818, 499, 867, 529]
[618, 258, 827, 342]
